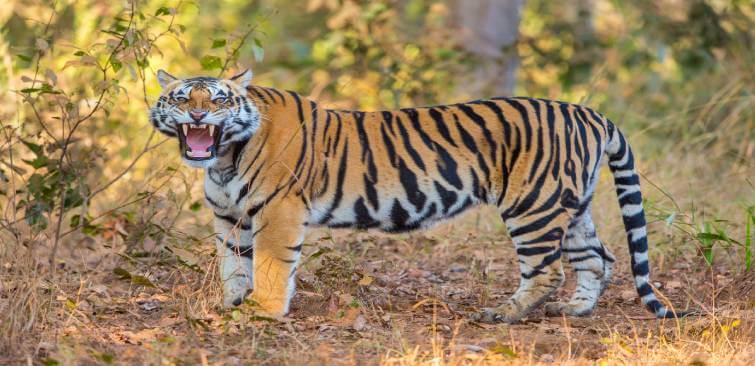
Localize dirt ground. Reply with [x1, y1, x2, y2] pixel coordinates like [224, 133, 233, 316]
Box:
[5, 194, 750, 366]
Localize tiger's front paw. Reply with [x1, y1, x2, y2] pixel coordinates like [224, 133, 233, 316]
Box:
[248, 293, 289, 318]
[222, 278, 253, 308]
[471, 301, 527, 324]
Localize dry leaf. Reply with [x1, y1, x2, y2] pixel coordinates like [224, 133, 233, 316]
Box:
[357, 275, 373, 286]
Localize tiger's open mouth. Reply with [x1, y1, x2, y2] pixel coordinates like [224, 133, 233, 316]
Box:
[177, 123, 221, 161]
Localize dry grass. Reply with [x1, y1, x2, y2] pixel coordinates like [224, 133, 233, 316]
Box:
[1, 164, 753, 365]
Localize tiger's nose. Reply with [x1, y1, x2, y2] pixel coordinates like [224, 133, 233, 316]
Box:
[189, 109, 207, 122]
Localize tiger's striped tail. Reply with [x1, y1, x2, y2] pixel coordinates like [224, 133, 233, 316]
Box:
[605, 122, 689, 319]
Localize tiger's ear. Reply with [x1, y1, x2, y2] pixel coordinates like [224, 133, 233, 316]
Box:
[229, 69, 253, 89]
[157, 69, 178, 89]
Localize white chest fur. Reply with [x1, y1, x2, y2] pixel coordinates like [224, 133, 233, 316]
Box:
[203, 164, 247, 218]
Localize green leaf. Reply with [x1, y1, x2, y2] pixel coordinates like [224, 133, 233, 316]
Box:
[22, 140, 44, 156]
[200, 55, 223, 70]
[189, 201, 202, 212]
[155, 7, 171, 16]
[745, 207, 752, 271]
[17, 54, 33, 62]
[73, 50, 86, 56]
[113, 267, 156, 288]
[111, 60, 122, 72]
[42, 358, 60, 366]
[211, 39, 227, 49]
[113, 267, 132, 279]
[20, 83, 60, 95]
[131, 275, 156, 288]
[491, 344, 518, 358]
[22, 155, 49, 169]
[94, 352, 114, 364]
[70, 214, 80, 228]
[697, 232, 728, 242]
[252, 38, 264, 62]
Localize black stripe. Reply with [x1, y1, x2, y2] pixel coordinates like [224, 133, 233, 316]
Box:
[457, 103, 498, 162]
[204, 191, 228, 210]
[509, 208, 566, 238]
[247, 185, 284, 218]
[428, 108, 458, 147]
[225, 241, 254, 258]
[503, 99, 533, 151]
[517, 226, 565, 246]
[380, 124, 398, 167]
[521, 249, 562, 279]
[236, 183, 250, 205]
[622, 210, 646, 232]
[382, 111, 396, 135]
[240, 133, 269, 177]
[322, 111, 332, 144]
[286, 243, 303, 252]
[636, 282, 653, 297]
[354, 197, 380, 229]
[434, 181, 458, 214]
[568, 254, 600, 263]
[516, 246, 555, 256]
[267, 88, 287, 105]
[397, 159, 427, 210]
[354, 111, 378, 186]
[364, 174, 380, 210]
[632, 260, 650, 276]
[394, 116, 427, 172]
[214, 213, 251, 230]
[318, 140, 349, 224]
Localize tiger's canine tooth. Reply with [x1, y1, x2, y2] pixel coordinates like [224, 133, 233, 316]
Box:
[182, 124, 188, 135]
[209, 125, 215, 136]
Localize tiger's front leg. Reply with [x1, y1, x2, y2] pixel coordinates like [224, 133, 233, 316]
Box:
[248, 199, 306, 317]
[214, 214, 255, 308]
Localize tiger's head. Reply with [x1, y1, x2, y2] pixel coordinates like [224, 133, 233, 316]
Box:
[149, 69, 260, 168]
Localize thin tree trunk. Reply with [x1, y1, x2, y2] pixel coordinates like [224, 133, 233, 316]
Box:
[451, 0, 525, 97]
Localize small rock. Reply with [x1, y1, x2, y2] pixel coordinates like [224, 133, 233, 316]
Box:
[448, 265, 467, 273]
[455, 344, 484, 353]
[137, 300, 159, 311]
[225, 356, 242, 366]
[540, 353, 554, 363]
[666, 280, 683, 289]
[353, 314, 367, 331]
[90, 284, 108, 296]
[653, 281, 663, 289]
[688, 352, 710, 366]
[407, 268, 431, 278]
[620, 290, 636, 302]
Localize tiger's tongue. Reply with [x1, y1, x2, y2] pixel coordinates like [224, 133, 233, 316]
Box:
[186, 128, 213, 152]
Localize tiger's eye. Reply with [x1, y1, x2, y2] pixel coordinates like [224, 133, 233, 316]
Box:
[213, 97, 227, 104]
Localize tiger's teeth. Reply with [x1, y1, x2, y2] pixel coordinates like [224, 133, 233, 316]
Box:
[209, 125, 215, 136]
[182, 124, 188, 135]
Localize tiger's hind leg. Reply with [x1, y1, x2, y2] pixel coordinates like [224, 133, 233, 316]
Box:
[474, 208, 569, 323]
[544, 210, 616, 316]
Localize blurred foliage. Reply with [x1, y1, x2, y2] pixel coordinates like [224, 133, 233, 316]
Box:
[0, 0, 752, 255]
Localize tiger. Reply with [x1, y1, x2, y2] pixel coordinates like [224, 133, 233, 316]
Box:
[149, 68, 689, 322]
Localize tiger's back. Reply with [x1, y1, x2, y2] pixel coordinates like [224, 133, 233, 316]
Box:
[243, 92, 607, 234]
